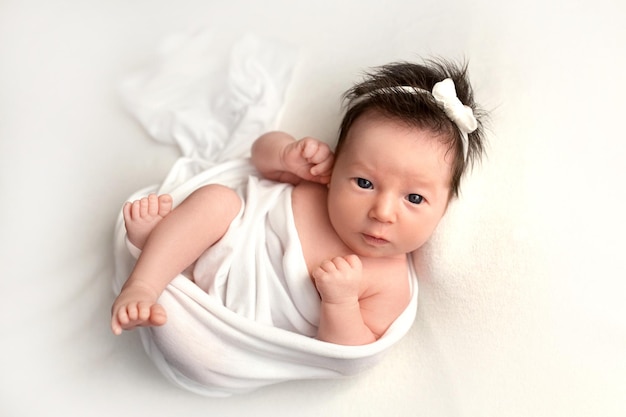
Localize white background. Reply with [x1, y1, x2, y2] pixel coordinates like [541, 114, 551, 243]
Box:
[1, 0, 624, 416]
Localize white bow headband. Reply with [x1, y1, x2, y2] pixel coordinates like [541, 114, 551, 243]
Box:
[351, 78, 478, 161]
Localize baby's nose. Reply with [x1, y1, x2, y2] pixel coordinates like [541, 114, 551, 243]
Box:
[369, 195, 397, 223]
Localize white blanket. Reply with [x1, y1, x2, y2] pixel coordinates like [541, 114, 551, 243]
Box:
[193, 173, 320, 337]
[113, 32, 419, 396]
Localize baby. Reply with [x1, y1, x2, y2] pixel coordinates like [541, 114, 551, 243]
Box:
[111, 60, 485, 345]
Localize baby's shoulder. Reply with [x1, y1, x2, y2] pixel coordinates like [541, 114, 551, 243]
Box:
[292, 180, 327, 200]
[291, 181, 346, 273]
[291, 181, 329, 222]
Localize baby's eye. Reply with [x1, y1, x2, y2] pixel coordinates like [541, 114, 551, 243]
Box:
[407, 194, 424, 205]
[355, 178, 373, 189]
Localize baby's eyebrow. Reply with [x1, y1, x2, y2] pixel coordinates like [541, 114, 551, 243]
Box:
[403, 173, 440, 191]
[347, 160, 375, 172]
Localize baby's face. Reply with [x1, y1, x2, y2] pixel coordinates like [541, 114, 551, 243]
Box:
[327, 113, 452, 258]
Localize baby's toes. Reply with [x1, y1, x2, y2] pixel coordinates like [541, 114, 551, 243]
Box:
[126, 302, 140, 321]
[157, 195, 173, 217]
[115, 306, 130, 326]
[122, 202, 132, 222]
[136, 302, 153, 321]
[147, 194, 159, 216]
[128, 200, 142, 220]
[149, 305, 167, 326]
[111, 315, 124, 335]
[139, 197, 150, 217]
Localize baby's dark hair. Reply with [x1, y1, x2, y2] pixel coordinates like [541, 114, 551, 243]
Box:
[336, 59, 487, 199]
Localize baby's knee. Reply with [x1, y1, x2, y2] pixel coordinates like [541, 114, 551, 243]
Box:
[191, 184, 241, 214]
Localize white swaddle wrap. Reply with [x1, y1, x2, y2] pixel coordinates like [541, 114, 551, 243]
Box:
[193, 174, 320, 337]
[113, 32, 419, 396]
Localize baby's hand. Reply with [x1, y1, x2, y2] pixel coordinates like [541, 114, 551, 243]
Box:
[282, 137, 334, 184]
[312, 255, 363, 305]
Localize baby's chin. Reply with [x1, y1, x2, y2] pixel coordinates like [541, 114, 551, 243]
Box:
[350, 246, 409, 260]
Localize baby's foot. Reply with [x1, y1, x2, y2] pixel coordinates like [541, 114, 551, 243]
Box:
[123, 194, 173, 249]
[111, 282, 167, 335]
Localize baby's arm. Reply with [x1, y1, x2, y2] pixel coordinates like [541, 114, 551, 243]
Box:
[251, 131, 334, 184]
[312, 255, 378, 345]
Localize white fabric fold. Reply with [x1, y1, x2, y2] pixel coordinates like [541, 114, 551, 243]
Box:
[118, 30, 297, 164]
[193, 174, 320, 336]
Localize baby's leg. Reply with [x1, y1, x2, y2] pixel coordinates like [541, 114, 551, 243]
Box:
[111, 184, 242, 335]
[124, 194, 173, 250]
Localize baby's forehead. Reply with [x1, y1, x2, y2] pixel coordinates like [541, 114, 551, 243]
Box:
[344, 125, 452, 166]
[338, 114, 455, 185]
[342, 111, 450, 151]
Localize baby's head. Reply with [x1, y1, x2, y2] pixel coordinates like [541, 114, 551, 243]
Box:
[336, 60, 486, 199]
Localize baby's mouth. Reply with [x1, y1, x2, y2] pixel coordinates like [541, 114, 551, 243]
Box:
[362, 233, 389, 246]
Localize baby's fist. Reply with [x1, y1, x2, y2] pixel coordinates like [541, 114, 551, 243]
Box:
[312, 255, 362, 305]
[283, 137, 334, 184]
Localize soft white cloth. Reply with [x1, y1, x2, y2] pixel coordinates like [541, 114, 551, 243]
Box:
[193, 174, 320, 337]
[118, 30, 297, 180]
[113, 31, 419, 396]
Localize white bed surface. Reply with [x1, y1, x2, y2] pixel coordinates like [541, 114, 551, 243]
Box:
[1, 1, 624, 416]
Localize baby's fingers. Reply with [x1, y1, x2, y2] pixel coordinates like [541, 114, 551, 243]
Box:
[301, 138, 331, 161]
[316, 259, 339, 274]
[300, 138, 320, 158]
[343, 254, 362, 270]
[317, 255, 361, 273]
[310, 154, 334, 177]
